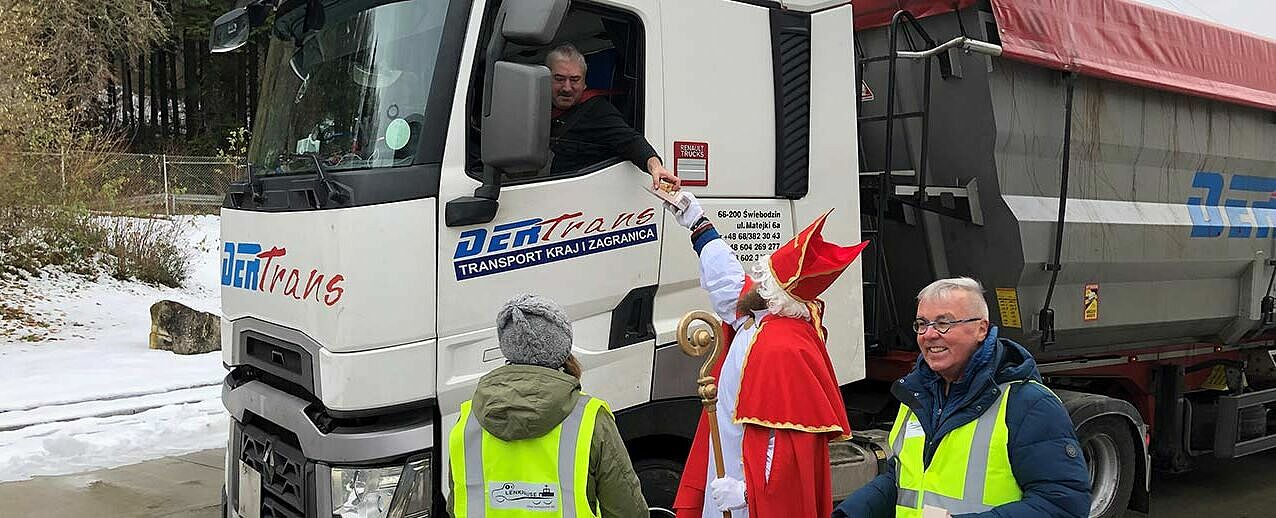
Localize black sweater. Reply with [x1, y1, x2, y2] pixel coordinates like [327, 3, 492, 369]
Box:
[550, 96, 660, 175]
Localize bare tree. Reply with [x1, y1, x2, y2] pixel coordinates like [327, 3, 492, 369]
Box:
[0, 0, 167, 152]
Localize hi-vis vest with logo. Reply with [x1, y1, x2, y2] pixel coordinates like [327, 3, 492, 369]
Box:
[890, 381, 1053, 517]
[449, 395, 609, 518]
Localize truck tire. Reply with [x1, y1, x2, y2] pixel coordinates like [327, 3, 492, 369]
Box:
[634, 457, 683, 517]
[1077, 416, 1135, 518]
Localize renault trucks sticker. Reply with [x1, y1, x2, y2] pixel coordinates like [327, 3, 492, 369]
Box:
[453, 208, 658, 280]
[221, 242, 346, 306]
[674, 141, 708, 186]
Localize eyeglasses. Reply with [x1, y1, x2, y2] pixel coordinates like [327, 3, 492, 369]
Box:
[913, 317, 982, 335]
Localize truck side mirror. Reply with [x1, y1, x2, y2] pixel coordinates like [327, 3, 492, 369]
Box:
[447, 62, 550, 227]
[210, 3, 270, 53]
[446, 0, 569, 227]
[501, 0, 571, 45]
[481, 62, 551, 173]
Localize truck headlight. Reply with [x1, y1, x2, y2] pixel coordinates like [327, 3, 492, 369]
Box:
[331, 455, 432, 518]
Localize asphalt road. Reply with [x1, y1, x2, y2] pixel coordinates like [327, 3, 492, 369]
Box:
[1139, 447, 1276, 518]
[2, 447, 1275, 517]
[0, 450, 223, 518]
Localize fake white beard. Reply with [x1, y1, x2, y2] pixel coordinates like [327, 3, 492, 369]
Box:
[750, 257, 811, 320]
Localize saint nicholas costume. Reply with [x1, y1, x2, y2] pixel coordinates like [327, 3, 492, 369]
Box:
[672, 210, 869, 518]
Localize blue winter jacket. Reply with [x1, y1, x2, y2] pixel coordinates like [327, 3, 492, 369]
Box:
[833, 328, 1091, 518]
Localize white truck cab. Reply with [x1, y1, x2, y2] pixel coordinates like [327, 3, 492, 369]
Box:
[215, 1, 864, 516]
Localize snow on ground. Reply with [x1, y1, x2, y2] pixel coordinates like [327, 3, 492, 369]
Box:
[0, 215, 227, 482]
[0, 399, 226, 482]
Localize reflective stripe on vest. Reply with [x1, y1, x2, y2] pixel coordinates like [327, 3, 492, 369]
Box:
[890, 381, 1046, 518]
[449, 395, 608, 518]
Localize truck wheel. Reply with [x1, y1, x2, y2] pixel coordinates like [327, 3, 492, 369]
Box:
[634, 457, 683, 517]
[1078, 417, 1135, 518]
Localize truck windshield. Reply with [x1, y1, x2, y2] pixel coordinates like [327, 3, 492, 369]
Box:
[248, 0, 450, 175]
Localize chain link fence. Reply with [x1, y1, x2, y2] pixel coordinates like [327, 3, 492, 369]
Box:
[11, 151, 245, 215]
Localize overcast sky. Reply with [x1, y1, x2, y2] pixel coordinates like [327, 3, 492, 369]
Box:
[1130, 0, 1276, 41]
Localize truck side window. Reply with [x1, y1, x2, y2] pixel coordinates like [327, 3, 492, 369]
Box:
[466, 2, 645, 184]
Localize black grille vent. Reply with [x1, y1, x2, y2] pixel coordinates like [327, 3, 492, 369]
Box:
[772, 11, 812, 199]
[241, 424, 308, 515]
[261, 494, 306, 518]
[242, 331, 316, 398]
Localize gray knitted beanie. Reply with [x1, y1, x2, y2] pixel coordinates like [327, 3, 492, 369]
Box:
[496, 294, 573, 369]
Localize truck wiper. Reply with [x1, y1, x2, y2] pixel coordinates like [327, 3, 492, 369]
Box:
[281, 153, 353, 208]
[226, 163, 265, 208]
[245, 163, 264, 203]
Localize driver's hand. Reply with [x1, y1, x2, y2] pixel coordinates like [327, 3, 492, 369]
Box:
[647, 158, 680, 190]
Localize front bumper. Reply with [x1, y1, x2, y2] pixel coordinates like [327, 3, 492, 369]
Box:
[223, 380, 437, 517]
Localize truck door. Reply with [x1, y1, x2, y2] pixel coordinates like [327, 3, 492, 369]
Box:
[435, 1, 665, 413]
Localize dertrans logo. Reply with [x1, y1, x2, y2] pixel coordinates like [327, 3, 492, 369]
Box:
[221, 243, 346, 306]
[1188, 171, 1276, 238]
[453, 208, 658, 280]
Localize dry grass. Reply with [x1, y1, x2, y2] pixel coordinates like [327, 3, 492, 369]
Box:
[0, 207, 190, 288]
[0, 206, 106, 279]
[101, 216, 189, 288]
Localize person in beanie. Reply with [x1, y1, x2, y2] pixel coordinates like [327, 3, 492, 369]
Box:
[663, 194, 869, 518]
[447, 294, 648, 518]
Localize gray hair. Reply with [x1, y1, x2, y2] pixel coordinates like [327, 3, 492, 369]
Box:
[917, 277, 989, 319]
[545, 43, 588, 73]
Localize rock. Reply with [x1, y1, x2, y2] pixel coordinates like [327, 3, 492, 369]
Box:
[149, 300, 220, 355]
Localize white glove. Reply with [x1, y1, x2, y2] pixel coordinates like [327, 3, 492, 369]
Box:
[709, 476, 747, 512]
[672, 191, 705, 229]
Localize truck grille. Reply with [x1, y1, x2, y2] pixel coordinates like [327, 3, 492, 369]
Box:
[240, 423, 308, 516]
[262, 494, 306, 518]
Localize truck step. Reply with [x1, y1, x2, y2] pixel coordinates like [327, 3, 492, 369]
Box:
[858, 170, 916, 178]
[858, 111, 925, 123]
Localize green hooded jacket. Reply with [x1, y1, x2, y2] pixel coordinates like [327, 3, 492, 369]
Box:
[447, 364, 648, 518]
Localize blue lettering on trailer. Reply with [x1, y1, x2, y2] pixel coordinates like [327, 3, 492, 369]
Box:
[1188, 171, 1276, 238]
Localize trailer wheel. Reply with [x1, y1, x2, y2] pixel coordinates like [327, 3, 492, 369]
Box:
[634, 457, 684, 517]
[1078, 417, 1135, 518]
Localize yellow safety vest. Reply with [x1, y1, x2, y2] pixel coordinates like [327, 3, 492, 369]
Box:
[449, 395, 609, 518]
[890, 381, 1052, 517]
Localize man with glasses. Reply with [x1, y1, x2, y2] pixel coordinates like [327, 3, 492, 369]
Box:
[834, 278, 1090, 518]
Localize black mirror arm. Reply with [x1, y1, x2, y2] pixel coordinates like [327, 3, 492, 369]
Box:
[474, 10, 510, 202]
[475, 164, 502, 200]
[246, 2, 275, 26]
[304, 0, 325, 33]
[482, 11, 509, 117]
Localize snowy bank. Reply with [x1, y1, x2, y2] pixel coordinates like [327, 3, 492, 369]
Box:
[0, 215, 226, 482]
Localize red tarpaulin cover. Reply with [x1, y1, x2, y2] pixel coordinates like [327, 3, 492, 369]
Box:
[852, 0, 982, 30]
[852, 0, 1276, 111]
